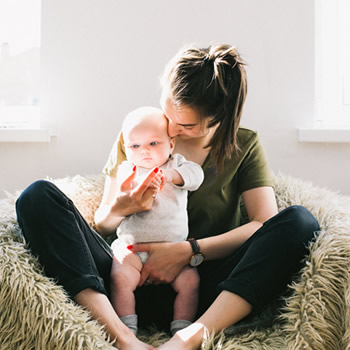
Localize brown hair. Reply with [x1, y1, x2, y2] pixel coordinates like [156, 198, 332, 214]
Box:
[161, 44, 247, 169]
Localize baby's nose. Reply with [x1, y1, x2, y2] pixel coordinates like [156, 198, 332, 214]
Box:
[141, 147, 150, 153]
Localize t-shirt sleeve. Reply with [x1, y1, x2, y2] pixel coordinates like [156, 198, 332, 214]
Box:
[102, 132, 127, 177]
[237, 133, 273, 193]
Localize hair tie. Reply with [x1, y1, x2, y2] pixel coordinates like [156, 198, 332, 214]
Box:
[203, 55, 211, 63]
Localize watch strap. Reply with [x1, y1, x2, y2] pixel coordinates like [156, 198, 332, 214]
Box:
[188, 238, 201, 254]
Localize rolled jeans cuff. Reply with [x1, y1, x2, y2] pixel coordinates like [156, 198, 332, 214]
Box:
[65, 274, 109, 298]
[217, 279, 257, 309]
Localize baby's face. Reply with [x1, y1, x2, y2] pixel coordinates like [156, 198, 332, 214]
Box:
[124, 120, 174, 169]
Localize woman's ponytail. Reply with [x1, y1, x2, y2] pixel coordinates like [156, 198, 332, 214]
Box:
[161, 44, 248, 169]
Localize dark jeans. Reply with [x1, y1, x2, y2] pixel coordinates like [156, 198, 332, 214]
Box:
[15, 180, 320, 331]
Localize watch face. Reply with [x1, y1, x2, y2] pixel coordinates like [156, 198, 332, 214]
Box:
[190, 254, 204, 267]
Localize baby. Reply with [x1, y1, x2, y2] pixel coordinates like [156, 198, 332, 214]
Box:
[110, 106, 204, 336]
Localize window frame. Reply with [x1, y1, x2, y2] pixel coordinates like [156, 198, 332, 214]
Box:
[314, 0, 350, 128]
[298, 0, 350, 143]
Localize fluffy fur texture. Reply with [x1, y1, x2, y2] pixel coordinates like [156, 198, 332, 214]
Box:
[0, 173, 349, 349]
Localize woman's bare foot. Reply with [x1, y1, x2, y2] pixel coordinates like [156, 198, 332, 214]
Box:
[115, 331, 155, 350]
[157, 323, 207, 350]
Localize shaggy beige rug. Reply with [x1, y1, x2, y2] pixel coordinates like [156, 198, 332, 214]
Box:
[1, 173, 350, 350]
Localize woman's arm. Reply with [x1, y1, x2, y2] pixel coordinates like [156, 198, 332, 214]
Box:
[130, 186, 278, 284]
[199, 186, 278, 260]
[94, 175, 125, 236]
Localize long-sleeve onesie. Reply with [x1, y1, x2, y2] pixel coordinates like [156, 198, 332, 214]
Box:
[111, 153, 204, 263]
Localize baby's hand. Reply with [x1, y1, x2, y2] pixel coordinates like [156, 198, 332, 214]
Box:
[162, 169, 184, 186]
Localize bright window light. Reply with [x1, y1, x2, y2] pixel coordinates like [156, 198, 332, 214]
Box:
[315, 0, 350, 128]
[341, 0, 350, 108]
[0, 0, 41, 129]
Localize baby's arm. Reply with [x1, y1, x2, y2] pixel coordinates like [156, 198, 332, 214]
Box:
[167, 154, 204, 191]
[162, 168, 184, 186]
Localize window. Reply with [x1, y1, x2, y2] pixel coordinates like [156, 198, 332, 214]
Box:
[0, 0, 41, 129]
[315, 0, 350, 128]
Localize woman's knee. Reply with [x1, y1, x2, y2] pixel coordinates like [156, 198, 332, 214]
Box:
[16, 180, 58, 217]
[285, 205, 319, 233]
[277, 206, 320, 249]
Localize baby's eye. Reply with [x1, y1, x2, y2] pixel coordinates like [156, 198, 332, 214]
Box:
[131, 144, 139, 149]
[184, 126, 194, 130]
[150, 141, 158, 146]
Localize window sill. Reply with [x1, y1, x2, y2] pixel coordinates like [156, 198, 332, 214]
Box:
[297, 128, 350, 143]
[0, 128, 56, 143]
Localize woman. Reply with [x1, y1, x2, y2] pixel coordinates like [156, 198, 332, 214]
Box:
[16, 44, 319, 350]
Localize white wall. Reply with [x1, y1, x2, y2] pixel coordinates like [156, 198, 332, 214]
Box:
[1, 0, 349, 197]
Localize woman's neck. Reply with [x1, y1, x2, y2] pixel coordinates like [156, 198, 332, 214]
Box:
[174, 127, 216, 166]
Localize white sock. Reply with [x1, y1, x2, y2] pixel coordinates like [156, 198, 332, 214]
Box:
[120, 314, 138, 335]
[170, 319, 192, 336]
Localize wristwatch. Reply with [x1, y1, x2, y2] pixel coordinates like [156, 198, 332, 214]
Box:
[188, 238, 204, 267]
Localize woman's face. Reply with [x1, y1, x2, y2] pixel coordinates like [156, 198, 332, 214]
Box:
[160, 92, 210, 139]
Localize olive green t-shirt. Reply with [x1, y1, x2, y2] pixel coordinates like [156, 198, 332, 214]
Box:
[103, 127, 273, 240]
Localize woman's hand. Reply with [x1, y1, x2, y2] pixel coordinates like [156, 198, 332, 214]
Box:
[95, 167, 162, 235]
[128, 241, 193, 286]
[112, 167, 162, 216]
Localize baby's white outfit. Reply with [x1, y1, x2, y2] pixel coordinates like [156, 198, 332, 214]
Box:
[111, 153, 204, 263]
